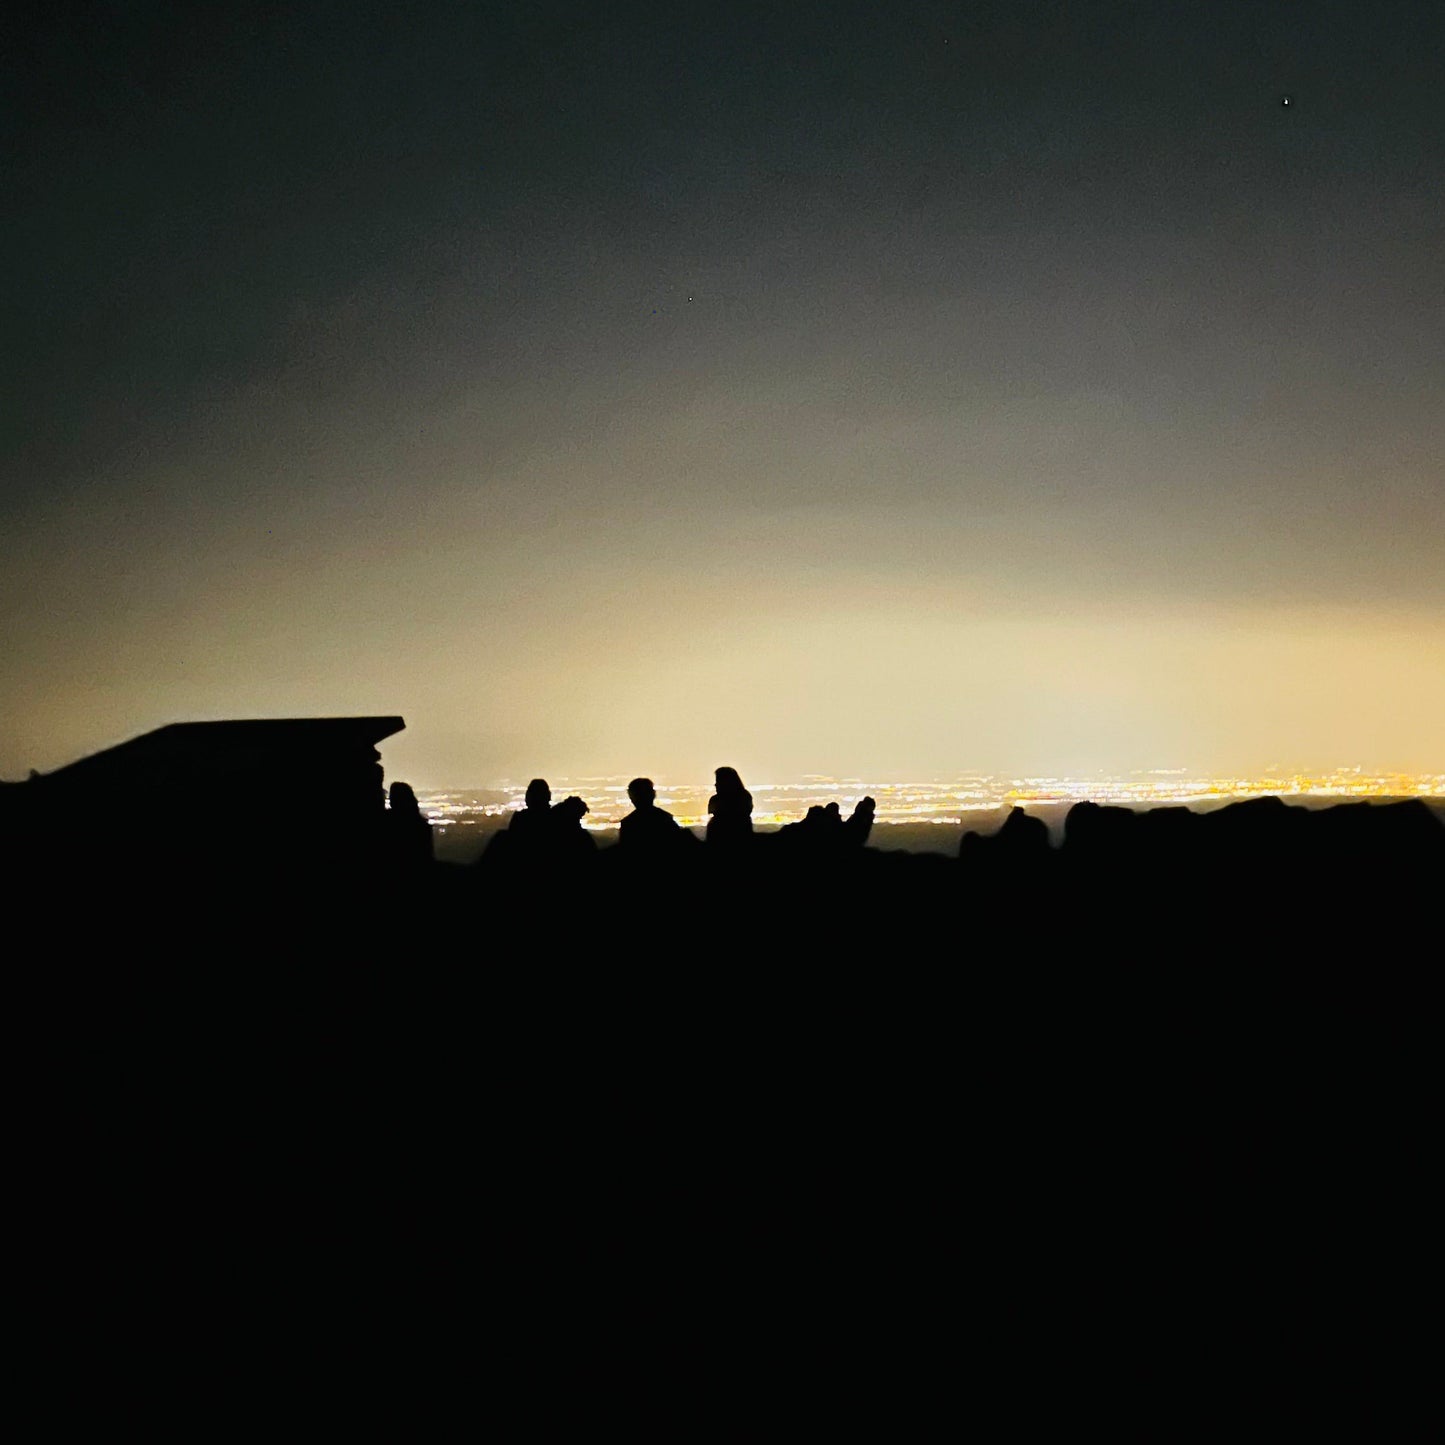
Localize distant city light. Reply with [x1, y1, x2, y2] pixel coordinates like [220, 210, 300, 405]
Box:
[415, 770, 1445, 833]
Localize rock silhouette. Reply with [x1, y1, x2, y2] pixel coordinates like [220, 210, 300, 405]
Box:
[843, 796, 876, 848]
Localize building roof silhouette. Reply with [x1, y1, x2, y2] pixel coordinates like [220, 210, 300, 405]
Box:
[28, 717, 405, 794]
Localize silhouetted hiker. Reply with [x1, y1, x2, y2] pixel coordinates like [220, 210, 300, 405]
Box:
[508, 779, 553, 848]
[550, 795, 597, 859]
[707, 767, 753, 847]
[385, 781, 434, 870]
[619, 778, 691, 855]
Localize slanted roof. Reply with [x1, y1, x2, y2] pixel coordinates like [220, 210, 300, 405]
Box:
[34, 717, 406, 789]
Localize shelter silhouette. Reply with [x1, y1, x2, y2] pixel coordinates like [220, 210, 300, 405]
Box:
[5, 716, 406, 880]
[20, 717, 403, 805]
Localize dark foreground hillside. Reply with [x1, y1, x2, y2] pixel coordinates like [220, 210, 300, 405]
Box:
[11, 795, 1441, 1426]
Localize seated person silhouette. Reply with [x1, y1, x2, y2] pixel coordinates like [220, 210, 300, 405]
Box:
[509, 779, 553, 846]
[385, 781, 435, 869]
[550, 794, 597, 859]
[619, 777, 691, 855]
[706, 766, 754, 847]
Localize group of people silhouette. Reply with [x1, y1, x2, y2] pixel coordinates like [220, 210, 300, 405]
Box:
[385, 766, 1445, 887]
[472, 767, 877, 866]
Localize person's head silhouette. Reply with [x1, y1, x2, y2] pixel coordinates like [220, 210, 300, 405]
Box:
[714, 767, 745, 797]
[389, 781, 421, 816]
[524, 779, 551, 810]
[556, 795, 589, 825]
[628, 777, 656, 809]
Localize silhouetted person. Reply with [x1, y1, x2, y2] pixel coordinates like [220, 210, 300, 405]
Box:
[707, 767, 753, 847]
[619, 778, 691, 855]
[550, 795, 597, 860]
[385, 781, 434, 871]
[508, 779, 554, 850]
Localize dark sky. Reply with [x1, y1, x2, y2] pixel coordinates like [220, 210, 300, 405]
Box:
[4, 1, 1442, 783]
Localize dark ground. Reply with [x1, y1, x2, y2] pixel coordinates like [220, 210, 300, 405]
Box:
[12, 799, 1441, 1426]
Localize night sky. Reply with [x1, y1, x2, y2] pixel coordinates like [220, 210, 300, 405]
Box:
[4, 1, 1442, 785]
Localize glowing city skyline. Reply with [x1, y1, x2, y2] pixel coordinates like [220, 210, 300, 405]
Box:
[415, 768, 1445, 835]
